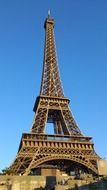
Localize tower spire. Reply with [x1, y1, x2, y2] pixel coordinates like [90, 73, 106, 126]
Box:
[40, 13, 64, 97]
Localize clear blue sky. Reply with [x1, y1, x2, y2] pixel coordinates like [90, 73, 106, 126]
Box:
[0, 0, 107, 172]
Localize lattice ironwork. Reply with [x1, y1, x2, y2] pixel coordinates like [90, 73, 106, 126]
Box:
[31, 96, 82, 135]
[9, 13, 100, 176]
[40, 16, 64, 97]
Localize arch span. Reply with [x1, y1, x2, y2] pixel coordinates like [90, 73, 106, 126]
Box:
[24, 154, 98, 175]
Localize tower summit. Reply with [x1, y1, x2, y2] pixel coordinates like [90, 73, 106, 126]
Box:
[9, 14, 100, 176]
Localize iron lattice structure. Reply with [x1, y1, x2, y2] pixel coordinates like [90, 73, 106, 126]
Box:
[9, 14, 100, 176]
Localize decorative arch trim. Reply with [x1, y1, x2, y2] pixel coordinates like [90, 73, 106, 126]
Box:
[27, 154, 98, 175]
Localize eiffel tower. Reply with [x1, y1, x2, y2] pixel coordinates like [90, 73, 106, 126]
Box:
[9, 12, 100, 176]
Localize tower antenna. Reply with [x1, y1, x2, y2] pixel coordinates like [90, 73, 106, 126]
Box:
[48, 9, 51, 17]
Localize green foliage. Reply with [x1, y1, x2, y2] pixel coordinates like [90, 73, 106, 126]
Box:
[1, 167, 15, 175]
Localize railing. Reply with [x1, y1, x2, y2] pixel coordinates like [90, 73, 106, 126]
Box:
[22, 133, 92, 142]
